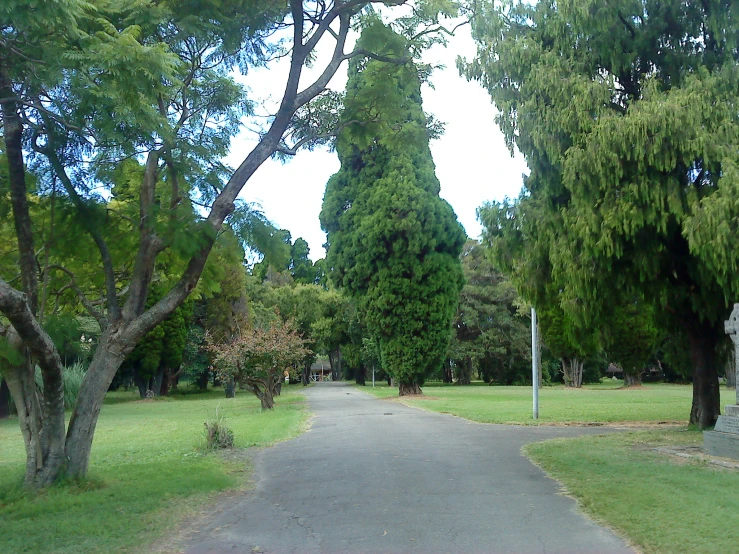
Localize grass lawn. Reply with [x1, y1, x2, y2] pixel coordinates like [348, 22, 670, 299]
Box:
[356, 380, 736, 424]
[0, 385, 308, 554]
[526, 430, 739, 554]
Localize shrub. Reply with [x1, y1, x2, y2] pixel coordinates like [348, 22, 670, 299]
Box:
[203, 408, 234, 450]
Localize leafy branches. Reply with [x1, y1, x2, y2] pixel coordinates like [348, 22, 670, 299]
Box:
[207, 318, 310, 410]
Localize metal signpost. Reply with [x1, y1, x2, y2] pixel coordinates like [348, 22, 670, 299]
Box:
[531, 307, 539, 420]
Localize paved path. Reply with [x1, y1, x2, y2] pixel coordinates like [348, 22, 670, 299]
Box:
[185, 382, 634, 554]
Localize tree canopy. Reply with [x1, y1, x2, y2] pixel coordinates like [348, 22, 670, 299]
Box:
[466, 0, 739, 427]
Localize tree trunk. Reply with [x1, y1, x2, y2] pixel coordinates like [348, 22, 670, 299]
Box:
[442, 359, 453, 383]
[224, 376, 235, 398]
[726, 354, 736, 389]
[134, 372, 148, 399]
[258, 385, 274, 410]
[334, 349, 342, 381]
[562, 358, 572, 387]
[399, 382, 422, 396]
[196, 369, 209, 390]
[355, 366, 366, 386]
[456, 357, 473, 385]
[328, 351, 336, 380]
[623, 370, 642, 387]
[302, 361, 311, 386]
[63, 330, 131, 479]
[685, 319, 720, 429]
[0, 378, 10, 419]
[561, 358, 583, 388]
[152, 368, 164, 397]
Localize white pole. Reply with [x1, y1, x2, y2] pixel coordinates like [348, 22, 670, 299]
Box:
[531, 307, 539, 420]
[372, 366, 375, 388]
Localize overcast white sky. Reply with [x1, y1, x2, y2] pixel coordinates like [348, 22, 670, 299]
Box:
[225, 24, 528, 262]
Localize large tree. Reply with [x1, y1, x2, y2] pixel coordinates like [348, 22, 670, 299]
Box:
[466, 0, 739, 428]
[449, 240, 530, 385]
[321, 19, 465, 396]
[0, 0, 457, 487]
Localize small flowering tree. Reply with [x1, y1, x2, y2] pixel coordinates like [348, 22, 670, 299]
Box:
[207, 319, 310, 409]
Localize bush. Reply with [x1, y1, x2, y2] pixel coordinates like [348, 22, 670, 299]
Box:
[203, 408, 234, 450]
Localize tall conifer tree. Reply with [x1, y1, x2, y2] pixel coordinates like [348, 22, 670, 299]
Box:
[321, 19, 465, 396]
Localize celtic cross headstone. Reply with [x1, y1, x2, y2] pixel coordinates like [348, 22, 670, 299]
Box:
[724, 304, 739, 406]
[704, 304, 739, 459]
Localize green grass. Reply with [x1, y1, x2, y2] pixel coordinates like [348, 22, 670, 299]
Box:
[0, 386, 308, 554]
[356, 380, 736, 424]
[526, 430, 739, 554]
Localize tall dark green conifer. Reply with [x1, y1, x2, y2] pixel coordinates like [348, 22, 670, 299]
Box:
[320, 20, 465, 396]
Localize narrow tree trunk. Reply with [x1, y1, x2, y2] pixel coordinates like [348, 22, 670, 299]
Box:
[456, 357, 472, 385]
[334, 349, 342, 381]
[0, 378, 10, 419]
[442, 359, 452, 383]
[562, 358, 573, 387]
[134, 372, 148, 399]
[224, 376, 235, 398]
[327, 351, 336, 380]
[685, 319, 720, 429]
[153, 368, 164, 397]
[3, 358, 50, 484]
[573, 359, 583, 388]
[726, 354, 736, 389]
[355, 366, 366, 386]
[302, 361, 310, 386]
[562, 358, 583, 388]
[399, 382, 422, 396]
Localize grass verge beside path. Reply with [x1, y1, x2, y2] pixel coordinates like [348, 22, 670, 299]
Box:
[0, 386, 309, 554]
[356, 381, 735, 424]
[526, 430, 739, 554]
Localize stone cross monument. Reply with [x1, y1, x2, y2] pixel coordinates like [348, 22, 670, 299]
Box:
[726, 305, 739, 407]
[704, 304, 739, 459]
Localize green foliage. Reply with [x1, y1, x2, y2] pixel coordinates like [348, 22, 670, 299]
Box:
[467, 0, 739, 324]
[538, 304, 599, 362]
[605, 303, 661, 376]
[321, 21, 465, 391]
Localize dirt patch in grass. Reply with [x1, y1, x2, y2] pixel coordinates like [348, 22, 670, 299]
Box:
[518, 420, 685, 429]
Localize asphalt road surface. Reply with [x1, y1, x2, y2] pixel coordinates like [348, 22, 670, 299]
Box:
[184, 382, 634, 554]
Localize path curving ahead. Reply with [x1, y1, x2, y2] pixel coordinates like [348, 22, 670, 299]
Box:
[184, 382, 634, 554]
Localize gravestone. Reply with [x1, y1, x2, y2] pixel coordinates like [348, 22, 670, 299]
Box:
[704, 304, 739, 459]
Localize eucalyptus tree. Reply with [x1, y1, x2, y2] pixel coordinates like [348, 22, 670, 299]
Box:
[321, 19, 465, 396]
[466, 0, 739, 427]
[0, 0, 458, 487]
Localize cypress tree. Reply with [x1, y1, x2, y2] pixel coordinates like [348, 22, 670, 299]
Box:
[321, 20, 465, 396]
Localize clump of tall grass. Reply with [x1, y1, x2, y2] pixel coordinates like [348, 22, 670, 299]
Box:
[202, 406, 234, 450]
